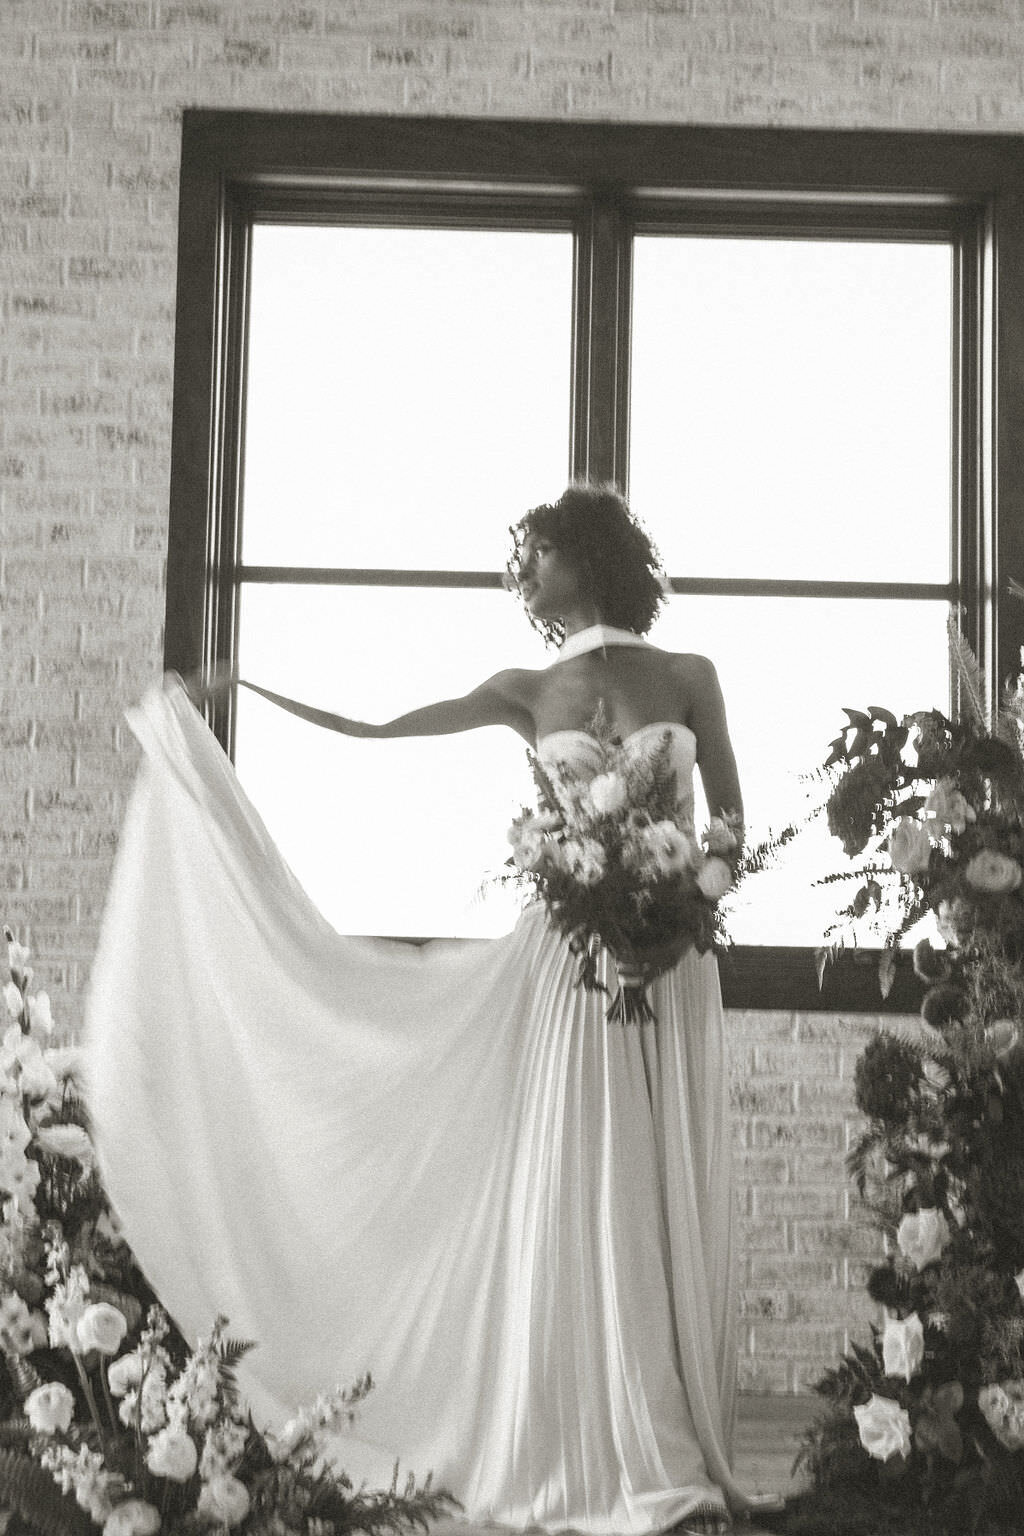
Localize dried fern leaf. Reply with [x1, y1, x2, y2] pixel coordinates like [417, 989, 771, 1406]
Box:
[947, 613, 990, 731]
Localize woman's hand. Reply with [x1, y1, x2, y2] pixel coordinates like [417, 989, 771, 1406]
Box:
[181, 661, 239, 708]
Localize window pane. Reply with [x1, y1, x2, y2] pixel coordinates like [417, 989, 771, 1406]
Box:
[648, 595, 951, 944]
[630, 237, 952, 582]
[241, 225, 573, 570]
[235, 585, 547, 937]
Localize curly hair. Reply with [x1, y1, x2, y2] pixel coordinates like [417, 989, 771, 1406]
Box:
[507, 482, 666, 646]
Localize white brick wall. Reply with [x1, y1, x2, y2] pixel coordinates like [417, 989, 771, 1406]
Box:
[3, 0, 1009, 1390]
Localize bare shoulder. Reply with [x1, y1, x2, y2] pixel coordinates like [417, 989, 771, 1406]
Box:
[474, 666, 544, 709]
[663, 650, 722, 690]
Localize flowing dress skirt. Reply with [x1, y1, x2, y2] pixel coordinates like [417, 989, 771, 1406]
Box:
[86, 679, 749, 1531]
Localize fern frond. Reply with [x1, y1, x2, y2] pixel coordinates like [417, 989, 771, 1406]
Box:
[947, 612, 990, 731]
[0, 1447, 93, 1536]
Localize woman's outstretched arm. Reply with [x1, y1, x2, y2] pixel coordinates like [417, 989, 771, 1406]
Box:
[219, 671, 536, 744]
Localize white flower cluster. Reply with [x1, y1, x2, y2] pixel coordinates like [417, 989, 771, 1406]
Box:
[508, 761, 739, 901]
[887, 777, 1023, 896]
[0, 929, 91, 1230]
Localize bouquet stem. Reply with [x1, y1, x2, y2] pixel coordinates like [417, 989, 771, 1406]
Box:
[606, 962, 656, 1025]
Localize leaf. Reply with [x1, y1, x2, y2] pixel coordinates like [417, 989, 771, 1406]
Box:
[868, 706, 900, 728]
[947, 613, 990, 731]
[878, 947, 897, 999]
[0, 1447, 92, 1536]
[843, 708, 872, 729]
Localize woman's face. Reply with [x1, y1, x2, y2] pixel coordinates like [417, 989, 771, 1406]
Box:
[517, 534, 584, 621]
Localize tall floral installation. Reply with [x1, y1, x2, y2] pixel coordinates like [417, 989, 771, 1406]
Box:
[0, 927, 450, 1536]
[787, 631, 1024, 1536]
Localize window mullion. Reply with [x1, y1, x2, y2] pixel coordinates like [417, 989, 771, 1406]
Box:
[577, 196, 631, 487]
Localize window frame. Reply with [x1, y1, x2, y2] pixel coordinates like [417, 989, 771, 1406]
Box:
[166, 112, 1024, 1012]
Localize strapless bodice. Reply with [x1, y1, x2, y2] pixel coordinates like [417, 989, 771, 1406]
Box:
[537, 721, 697, 819]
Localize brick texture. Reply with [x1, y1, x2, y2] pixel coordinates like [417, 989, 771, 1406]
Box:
[0, 0, 1013, 1390]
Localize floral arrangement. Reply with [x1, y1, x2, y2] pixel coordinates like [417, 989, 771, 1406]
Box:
[0, 928, 451, 1536]
[505, 713, 742, 1023]
[787, 634, 1024, 1536]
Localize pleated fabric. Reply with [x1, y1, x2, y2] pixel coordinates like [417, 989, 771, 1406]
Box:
[86, 678, 749, 1531]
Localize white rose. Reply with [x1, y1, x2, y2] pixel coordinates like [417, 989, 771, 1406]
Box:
[34, 1123, 94, 1168]
[985, 1019, 1021, 1060]
[853, 1393, 912, 1460]
[964, 850, 1023, 895]
[146, 1425, 198, 1482]
[197, 1473, 250, 1527]
[978, 1380, 1024, 1451]
[77, 1302, 128, 1356]
[923, 779, 975, 833]
[695, 855, 733, 901]
[25, 1380, 75, 1435]
[882, 1312, 925, 1383]
[103, 1499, 161, 1536]
[107, 1350, 145, 1397]
[888, 818, 932, 876]
[587, 772, 628, 817]
[896, 1208, 951, 1270]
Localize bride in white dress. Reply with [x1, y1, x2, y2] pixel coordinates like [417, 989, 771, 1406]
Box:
[86, 485, 750, 1536]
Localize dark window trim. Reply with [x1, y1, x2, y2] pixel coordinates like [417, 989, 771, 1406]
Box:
[167, 113, 1024, 1013]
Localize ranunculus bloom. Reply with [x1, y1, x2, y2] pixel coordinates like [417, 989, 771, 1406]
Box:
[587, 772, 628, 817]
[882, 1312, 925, 1382]
[565, 838, 606, 886]
[103, 1499, 161, 1536]
[197, 1473, 251, 1527]
[854, 1394, 912, 1460]
[636, 820, 698, 877]
[888, 818, 932, 875]
[897, 1208, 951, 1270]
[77, 1302, 128, 1356]
[146, 1426, 198, 1482]
[695, 855, 733, 901]
[923, 779, 975, 833]
[107, 1350, 145, 1398]
[964, 849, 1023, 895]
[912, 937, 950, 982]
[25, 1380, 75, 1434]
[0, 1291, 47, 1355]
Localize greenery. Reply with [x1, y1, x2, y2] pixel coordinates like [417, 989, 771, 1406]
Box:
[0, 927, 454, 1536]
[789, 634, 1024, 1535]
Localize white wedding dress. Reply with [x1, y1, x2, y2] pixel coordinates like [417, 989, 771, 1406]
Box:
[86, 661, 750, 1532]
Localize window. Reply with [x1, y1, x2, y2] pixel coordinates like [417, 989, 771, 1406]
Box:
[167, 115, 1024, 1009]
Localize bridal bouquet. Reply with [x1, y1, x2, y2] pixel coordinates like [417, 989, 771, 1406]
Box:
[789, 634, 1024, 1536]
[506, 718, 742, 1023]
[0, 928, 451, 1536]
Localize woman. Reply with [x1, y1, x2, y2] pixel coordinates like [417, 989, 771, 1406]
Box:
[87, 484, 749, 1536]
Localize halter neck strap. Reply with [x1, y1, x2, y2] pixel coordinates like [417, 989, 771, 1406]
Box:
[551, 624, 652, 664]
